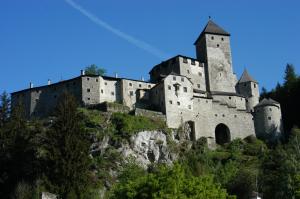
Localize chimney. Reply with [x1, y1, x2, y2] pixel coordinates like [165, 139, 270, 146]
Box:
[81, 70, 85, 76]
[115, 73, 118, 78]
[29, 82, 33, 89]
[48, 79, 51, 85]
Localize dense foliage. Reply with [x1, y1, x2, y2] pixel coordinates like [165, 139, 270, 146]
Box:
[85, 64, 106, 76]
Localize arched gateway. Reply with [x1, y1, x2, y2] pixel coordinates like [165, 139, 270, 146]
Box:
[215, 123, 231, 145]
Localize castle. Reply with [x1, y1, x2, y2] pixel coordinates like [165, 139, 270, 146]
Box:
[11, 20, 283, 145]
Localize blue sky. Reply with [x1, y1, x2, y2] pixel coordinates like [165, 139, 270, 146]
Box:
[1, 0, 299, 94]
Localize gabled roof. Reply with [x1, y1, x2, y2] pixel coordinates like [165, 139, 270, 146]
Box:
[238, 69, 257, 83]
[194, 20, 230, 45]
[255, 98, 280, 108]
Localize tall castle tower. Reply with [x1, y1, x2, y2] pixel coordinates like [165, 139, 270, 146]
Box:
[194, 20, 237, 93]
[236, 69, 260, 112]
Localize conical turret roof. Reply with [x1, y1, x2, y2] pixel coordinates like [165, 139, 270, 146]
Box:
[194, 20, 230, 45]
[255, 98, 280, 108]
[238, 69, 257, 83]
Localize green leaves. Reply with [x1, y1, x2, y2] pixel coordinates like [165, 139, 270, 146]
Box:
[85, 64, 106, 76]
[110, 163, 233, 199]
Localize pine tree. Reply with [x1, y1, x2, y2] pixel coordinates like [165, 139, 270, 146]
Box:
[0, 91, 10, 127]
[43, 92, 91, 199]
[284, 64, 297, 90]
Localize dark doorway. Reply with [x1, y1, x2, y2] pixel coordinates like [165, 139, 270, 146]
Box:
[215, 123, 230, 145]
[187, 121, 195, 141]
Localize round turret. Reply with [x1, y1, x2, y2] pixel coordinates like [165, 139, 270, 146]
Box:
[253, 98, 283, 141]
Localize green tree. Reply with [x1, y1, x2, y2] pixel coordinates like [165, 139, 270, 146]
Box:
[0, 103, 38, 198]
[85, 64, 106, 76]
[109, 163, 235, 199]
[284, 64, 298, 89]
[0, 91, 10, 127]
[43, 92, 91, 199]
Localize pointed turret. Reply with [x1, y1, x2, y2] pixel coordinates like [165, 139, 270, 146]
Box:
[236, 69, 259, 112]
[238, 69, 257, 83]
[194, 20, 230, 45]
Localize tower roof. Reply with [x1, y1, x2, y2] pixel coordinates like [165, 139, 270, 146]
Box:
[194, 19, 230, 45]
[238, 69, 257, 83]
[255, 98, 280, 108]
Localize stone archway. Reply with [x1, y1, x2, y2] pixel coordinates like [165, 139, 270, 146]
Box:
[215, 123, 231, 145]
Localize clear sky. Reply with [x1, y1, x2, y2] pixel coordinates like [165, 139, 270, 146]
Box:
[1, 0, 299, 95]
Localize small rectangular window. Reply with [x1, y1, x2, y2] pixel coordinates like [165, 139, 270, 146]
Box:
[268, 116, 271, 120]
[101, 89, 103, 93]
[96, 79, 98, 82]
[139, 84, 142, 87]
[187, 70, 190, 74]
[183, 87, 187, 92]
[168, 85, 171, 90]
[177, 101, 180, 106]
[191, 60, 195, 65]
[169, 100, 172, 104]
[148, 85, 151, 88]
[130, 91, 134, 96]
[197, 84, 200, 88]
[111, 92, 115, 96]
[188, 105, 191, 109]
[87, 78, 90, 81]
[87, 88, 91, 92]
[104, 82, 107, 85]
[129, 82, 132, 86]
[198, 72, 202, 76]
[173, 76, 176, 81]
[181, 77, 184, 82]
[183, 58, 188, 63]
[87, 97, 90, 100]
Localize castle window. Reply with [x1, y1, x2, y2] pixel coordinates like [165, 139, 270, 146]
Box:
[148, 85, 151, 88]
[101, 89, 103, 93]
[177, 101, 180, 106]
[104, 82, 107, 85]
[222, 114, 225, 117]
[129, 82, 132, 87]
[130, 91, 134, 96]
[87, 97, 90, 100]
[87, 78, 90, 81]
[111, 92, 115, 96]
[229, 97, 231, 99]
[211, 36, 214, 40]
[269, 108, 272, 111]
[173, 76, 176, 81]
[221, 37, 224, 41]
[87, 88, 91, 92]
[169, 100, 172, 104]
[198, 72, 202, 76]
[183, 58, 188, 63]
[217, 44, 220, 47]
[219, 73, 222, 77]
[181, 77, 184, 82]
[215, 114, 218, 117]
[268, 116, 272, 120]
[197, 84, 200, 88]
[168, 85, 171, 90]
[187, 70, 190, 74]
[96, 79, 98, 82]
[234, 115, 237, 118]
[191, 60, 195, 65]
[139, 84, 142, 87]
[183, 87, 187, 92]
[246, 99, 248, 102]
[188, 105, 191, 109]
[254, 84, 256, 88]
